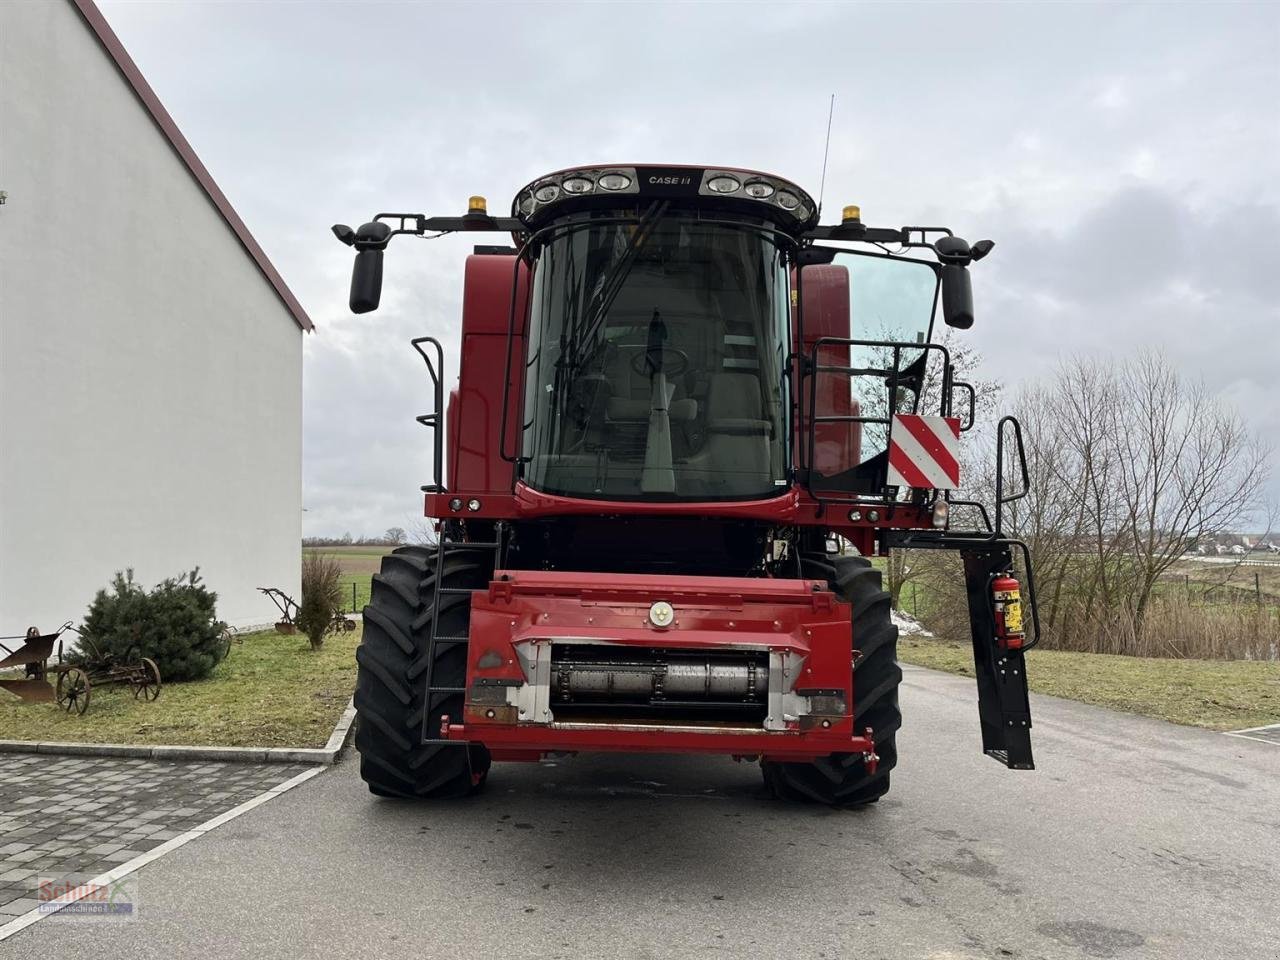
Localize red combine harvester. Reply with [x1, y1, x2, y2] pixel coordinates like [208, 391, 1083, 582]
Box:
[332, 164, 1039, 805]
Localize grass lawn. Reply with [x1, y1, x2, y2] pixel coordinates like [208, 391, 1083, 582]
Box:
[900, 636, 1280, 731]
[0, 627, 359, 748]
[304, 545, 392, 613]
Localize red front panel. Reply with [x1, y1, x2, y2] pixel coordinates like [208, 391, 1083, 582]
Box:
[446, 254, 528, 496]
[800, 263, 862, 475]
[449, 571, 873, 761]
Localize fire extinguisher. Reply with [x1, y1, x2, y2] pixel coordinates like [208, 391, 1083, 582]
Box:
[991, 574, 1025, 651]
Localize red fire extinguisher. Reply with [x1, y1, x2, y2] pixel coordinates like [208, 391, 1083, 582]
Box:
[992, 574, 1025, 651]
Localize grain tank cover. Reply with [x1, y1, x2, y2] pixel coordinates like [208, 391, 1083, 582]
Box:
[512, 164, 818, 233]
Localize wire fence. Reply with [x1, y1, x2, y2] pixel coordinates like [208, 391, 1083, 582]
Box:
[339, 577, 372, 615]
[1161, 571, 1278, 610]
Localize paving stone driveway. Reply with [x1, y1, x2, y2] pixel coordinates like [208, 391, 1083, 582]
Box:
[0, 754, 309, 918]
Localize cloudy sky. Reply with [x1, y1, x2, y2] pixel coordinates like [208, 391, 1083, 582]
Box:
[97, 0, 1280, 536]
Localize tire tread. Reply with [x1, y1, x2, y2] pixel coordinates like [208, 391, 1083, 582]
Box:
[763, 553, 901, 807]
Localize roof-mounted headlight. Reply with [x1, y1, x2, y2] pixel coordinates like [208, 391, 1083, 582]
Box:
[706, 175, 741, 194]
[533, 183, 559, 203]
[743, 180, 775, 198]
[561, 176, 594, 194]
[598, 172, 632, 191]
[775, 191, 801, 211]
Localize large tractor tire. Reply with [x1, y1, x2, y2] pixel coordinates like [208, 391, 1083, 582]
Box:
[762, 554, 902, 807]
[355, 545, 492, 799]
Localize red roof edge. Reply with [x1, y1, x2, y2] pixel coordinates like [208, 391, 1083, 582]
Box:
[70, 0, 314, 332]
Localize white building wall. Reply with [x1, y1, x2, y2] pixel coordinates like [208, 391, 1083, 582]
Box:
[0, 0, 303, 630]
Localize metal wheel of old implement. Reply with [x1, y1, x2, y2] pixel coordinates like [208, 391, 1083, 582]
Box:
[56, 628, 165, 715]
[328, 610, 356, 635]
[214, 626, 234, 664]
[131, 657, 162, 701]
[56, 667, 91, 715]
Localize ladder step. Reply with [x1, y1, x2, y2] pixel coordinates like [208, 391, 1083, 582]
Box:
[426, 686, 465, 695]
[420, 738, 468, 746]
[427, 636, 469, 645]
[436, 587, 477, 596]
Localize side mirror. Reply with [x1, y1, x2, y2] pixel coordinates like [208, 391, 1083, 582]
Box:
[940, 263, 974, 329]
[934, 236, 976, 329]
[343, 222, 392, 314]
[350, 249, 384, 314]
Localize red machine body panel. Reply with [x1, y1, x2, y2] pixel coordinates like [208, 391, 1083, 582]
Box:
[800, 263, 863, 476]
[445, 254, 528, 494]
[449, 570, 873, 761]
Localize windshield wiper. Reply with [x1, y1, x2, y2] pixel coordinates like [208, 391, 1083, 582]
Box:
[574, 200, 669, 354]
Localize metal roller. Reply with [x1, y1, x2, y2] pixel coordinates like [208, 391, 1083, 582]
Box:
[551, 656, 767, 703]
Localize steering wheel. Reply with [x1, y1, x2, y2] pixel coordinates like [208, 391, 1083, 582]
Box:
[629, 346, 690, 378]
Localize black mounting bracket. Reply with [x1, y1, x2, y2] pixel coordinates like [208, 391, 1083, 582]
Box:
[882, 529, 1038, 770]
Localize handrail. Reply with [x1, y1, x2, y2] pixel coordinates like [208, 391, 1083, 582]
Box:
[411, 337, 446, 494]
[951, 380, 976, 431]
[994, 415, 1030, 538]
[947, 497, 993, 533]
[802, 337, 952, 500]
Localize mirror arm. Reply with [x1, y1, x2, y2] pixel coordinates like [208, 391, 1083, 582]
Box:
[370, 212, 526, 236]
[334, 213, 529, 250]
[803, 224, 958, 246]
[332, 212, 530, 315]
[805, 224, 909, 244]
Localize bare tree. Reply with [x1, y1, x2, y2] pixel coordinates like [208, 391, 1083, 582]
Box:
[408, 518, 439, 547]
[998, 351, 1272, 652]
[1108, 352, 1271, 640]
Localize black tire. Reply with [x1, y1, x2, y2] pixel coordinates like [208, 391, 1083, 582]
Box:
[355, 544, 492, 799]
[762, 554, 902, 807]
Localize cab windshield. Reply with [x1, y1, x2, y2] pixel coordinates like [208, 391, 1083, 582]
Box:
[520, 212, 790, 501]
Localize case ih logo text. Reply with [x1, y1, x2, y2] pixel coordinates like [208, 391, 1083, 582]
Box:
[648, 175, 692, 185]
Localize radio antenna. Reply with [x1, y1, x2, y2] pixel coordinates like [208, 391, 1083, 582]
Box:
[817, 93, 835, 219]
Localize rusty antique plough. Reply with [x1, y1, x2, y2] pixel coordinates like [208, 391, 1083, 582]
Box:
[259, 586, 355, 636]
[0, 622, 161, 716]
[0, 622, 68, 704]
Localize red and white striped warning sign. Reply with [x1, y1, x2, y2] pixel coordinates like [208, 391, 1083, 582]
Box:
[888, 414, 961, 490]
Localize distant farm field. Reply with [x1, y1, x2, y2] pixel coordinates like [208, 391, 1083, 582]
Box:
[303, 544, 393, 613]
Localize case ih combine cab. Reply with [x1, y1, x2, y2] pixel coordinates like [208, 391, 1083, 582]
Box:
[333, 164, 1039, 806]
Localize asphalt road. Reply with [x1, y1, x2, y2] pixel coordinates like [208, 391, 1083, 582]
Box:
[6, 664, 1278, 960]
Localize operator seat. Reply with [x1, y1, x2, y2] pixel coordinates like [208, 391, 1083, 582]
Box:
[700, 372, 771, 488]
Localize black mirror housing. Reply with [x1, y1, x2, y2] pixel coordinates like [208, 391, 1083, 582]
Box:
[349, 249, 384, 314]
[941, 263, 974, 329]
[345, 221, 394, 314]
[933, 236, 977, 328]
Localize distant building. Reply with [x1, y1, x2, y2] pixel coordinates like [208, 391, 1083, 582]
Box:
[0, 0, 311, 630]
